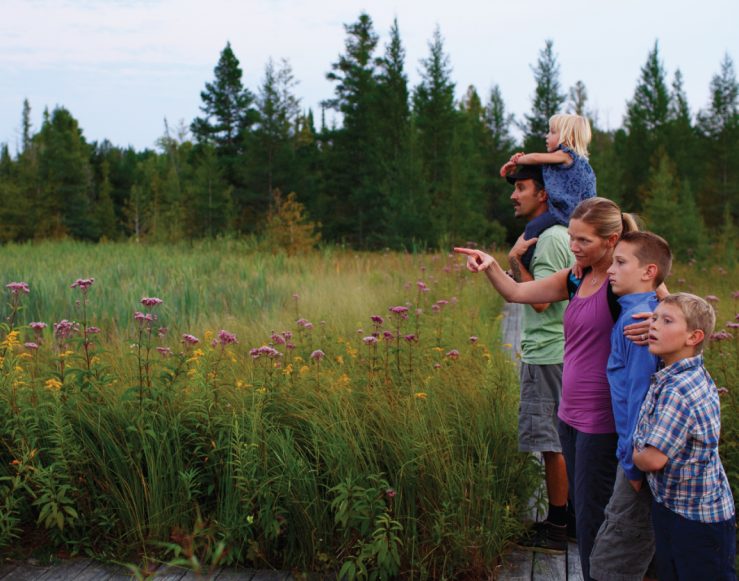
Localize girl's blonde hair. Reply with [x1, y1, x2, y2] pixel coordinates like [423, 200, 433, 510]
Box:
[550, 114, 592, 158]
[570, 197, 638, 240]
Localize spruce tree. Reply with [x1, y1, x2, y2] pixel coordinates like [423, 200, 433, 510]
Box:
[697, 53, 738, 229]
[324, 12, 383, 246]
[413, 25, 457, 243]
[621, 41, 670, 211]
[522, 40, 565, 152]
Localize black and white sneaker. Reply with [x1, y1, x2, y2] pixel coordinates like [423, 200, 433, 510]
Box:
[514, 520, 567, 554]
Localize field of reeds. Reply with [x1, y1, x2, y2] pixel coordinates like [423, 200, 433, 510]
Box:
[0, 240, 736, 579]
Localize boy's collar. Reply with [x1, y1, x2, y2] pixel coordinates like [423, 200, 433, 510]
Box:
[617, 291, 657, 308]
[654, 353, 704, 380]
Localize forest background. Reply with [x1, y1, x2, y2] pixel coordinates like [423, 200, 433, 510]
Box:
[0, 12, 737, 261]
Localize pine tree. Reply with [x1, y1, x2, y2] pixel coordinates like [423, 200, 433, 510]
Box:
[697, 53, 739, 229]
[567, 81, 589, 117]
[665, 69, 698, 194]
[96, 160, 118, 240]
[35, 107, 96, 239]
[621, 41, 670, 211]
[262, 189, 321, 255]
[21, 99, 32, 154]
[324, 12, 383, 246]
[186, 144, 233, 237]
[413, 25, 457, 243]
[484, 85, 518, 242]
[522, 40, 566, 152]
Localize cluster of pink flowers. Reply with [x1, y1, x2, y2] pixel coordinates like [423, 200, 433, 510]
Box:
[212, 329, 238, 348]
[182, 334, 200, 346]
[362, 336, 378, 346]
[156, 346, 173, 358]
[6, 282, 29, 295]
[710, 331, 733, 342]
[249, 346, 282, 360]
[389, 306, 409, 316]
[141, 297, 164, 308]
[53, 319, 79, 340]
[71, 278, 95, 292]
[310, 349, 325, 362]
[134, 311, 157, 323]
[371, 315, 384, 326]
[29, 321, 47, 332]
[24, 342, 39, 351]
[417, 281, 430, 292]
[446, 349, 460, 360]
[296, 318, 314, 330]
[404, 334, 418, 343]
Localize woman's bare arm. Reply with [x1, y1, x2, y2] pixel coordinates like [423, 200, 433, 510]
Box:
[454, 247, 570, 305]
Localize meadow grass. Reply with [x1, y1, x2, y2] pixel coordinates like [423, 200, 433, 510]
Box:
[0, 241, 538, 579]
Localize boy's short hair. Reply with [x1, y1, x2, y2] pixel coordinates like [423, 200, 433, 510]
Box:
[619, 231, 672, 287]
[661, 292, 716, 353]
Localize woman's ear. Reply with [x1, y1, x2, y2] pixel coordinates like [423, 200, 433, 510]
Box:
[607, 232, 620, 248]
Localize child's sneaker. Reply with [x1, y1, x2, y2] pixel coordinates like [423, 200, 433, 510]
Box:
[514, 521, 567, 554]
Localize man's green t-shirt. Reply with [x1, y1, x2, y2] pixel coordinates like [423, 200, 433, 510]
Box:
[520, 225, 573, 365]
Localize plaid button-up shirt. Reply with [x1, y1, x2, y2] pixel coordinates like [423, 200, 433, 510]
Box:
[633, 355, 735, 523]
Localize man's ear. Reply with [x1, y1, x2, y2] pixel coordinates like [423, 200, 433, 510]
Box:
[537, 188, 549, 203]
[686, 329, 705, 348]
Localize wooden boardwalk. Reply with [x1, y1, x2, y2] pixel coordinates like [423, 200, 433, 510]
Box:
[1, 302, 576, 580]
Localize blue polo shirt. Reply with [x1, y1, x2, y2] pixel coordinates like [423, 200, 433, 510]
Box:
[606, 291, 660, 480]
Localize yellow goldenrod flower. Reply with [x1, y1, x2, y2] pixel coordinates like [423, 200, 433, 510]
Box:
[414, 392, 428, 400]
[338, 373, 351, 386]
[283, 364, 293, 376]
[18, 352, 32, 360]
[293, 355, 304, 364]
[44, 378, 63, 391]
[256, 387, 267, 395]
[299, 365, 310, 376]
[335, 355, 344, 365]
[204, 330, 214, 342]
[432, 347, 444, 353]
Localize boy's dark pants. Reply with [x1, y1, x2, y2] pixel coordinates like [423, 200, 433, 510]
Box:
[652, 500, 736, 581]
[558, 420, 618, 581]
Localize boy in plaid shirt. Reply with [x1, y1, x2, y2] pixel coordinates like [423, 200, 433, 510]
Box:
[633, 293, 736, 580]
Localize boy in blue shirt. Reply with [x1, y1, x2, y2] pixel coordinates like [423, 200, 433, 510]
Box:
[633, 293, 735, 580]
[589, 231, 672, 581]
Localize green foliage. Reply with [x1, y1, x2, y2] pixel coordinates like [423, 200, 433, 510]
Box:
[522, 39, 565, 152]
[261, 190, 321, 255]
[0, 244, 538, 578]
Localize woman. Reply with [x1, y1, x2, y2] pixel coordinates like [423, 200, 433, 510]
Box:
[456, 197, 649, 581]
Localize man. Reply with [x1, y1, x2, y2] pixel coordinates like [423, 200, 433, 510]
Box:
[506, 165, 573, 553]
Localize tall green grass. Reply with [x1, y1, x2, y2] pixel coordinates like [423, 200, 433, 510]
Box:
[0, 241, 538, 579]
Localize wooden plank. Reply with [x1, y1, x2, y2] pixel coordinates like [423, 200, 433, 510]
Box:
[0, 562, 20, 580]
[151, 565, 188, 580]
[214, 568, 257, 580]
[567, 541, 583, 581]
[531, 552, 566, 581]
[250, 571, 290, 581]
[1, 564, 52, 581]
[37, 558, 95, 580]
[495, 546, 532, 581]
[68, 559, 132, 581]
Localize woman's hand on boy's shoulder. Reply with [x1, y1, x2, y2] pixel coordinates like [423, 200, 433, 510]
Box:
[625, 312, 652, 345]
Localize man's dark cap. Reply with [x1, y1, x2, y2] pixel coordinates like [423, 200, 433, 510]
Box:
[505, 164, 544, 185]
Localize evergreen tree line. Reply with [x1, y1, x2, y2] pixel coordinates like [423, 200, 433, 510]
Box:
[0, 12, 736, 260]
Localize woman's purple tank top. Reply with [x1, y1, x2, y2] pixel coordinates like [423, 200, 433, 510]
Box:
[558, 280, 616, 433]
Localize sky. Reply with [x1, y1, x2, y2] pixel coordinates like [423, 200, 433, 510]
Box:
[1, 0, 738, 152]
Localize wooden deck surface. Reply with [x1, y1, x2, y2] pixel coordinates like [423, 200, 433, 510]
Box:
[1, 302, 575, 580]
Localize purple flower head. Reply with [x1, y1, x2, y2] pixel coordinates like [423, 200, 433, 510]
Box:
[303, 322, 314, 330]
[385, 488, 397, 499]
[382, 330, 395, 342]
[86, 326, 101, 334]
[446, 349, 460, 360]
[370, 315, 384, 325]
[710, 331, 732, 341]
[271, 333, 286, 345]
[363, 336, 378, 346]
[705, 295, 720, 304]
[140, 297, 163, 308]
[156, 346, 173, 358]
[6, 282, 30, 295]
[157, 327, 168, 338]
[389, 306, 409, 315]
[182, 334, 200, 346]
[29, 322, 47, 332]
[286, 342, 296, 351]
[310, 349, 325, 362]
[469, 336, 479, 344]
[404, 334, 418, 343]
[215, 329, 238, 346]
[726, 322, 739, 329]
[417, 281, 428, 291]
[436, 299, 449, 307]
[71, 278, 95, 291]
[134, 311, 155, 323]
[53, 319, 79, 340]
[432, 304, 441, 313]
[433, 363, 441, 369]
[296, 318, 309, 327]
[24, 342, 39, 350]
[732, 290, 739, 299]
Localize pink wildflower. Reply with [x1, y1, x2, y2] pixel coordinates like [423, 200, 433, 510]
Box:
[370, 315, 384, 325]
[29, 322, 47, 331]
[732, 290, 739, 299]
[140, 297, 163, 308]
[710, 331, 732, 341]
[469, 336, 479, 344]
[363, 336, 378, 346]
[404, 334, 418, 343]
[182, 334, 200, 346]
[385, 488, 397, 499]
[382, 331, 395, 341]
[157, 327, 168, 337]
[282, 331, 293, 340]
[53, 320, 79, 340]
[6, 282, 29, 295]
[705, 295, 720, 304]
[433, 363, 441, 369]
[215, 329, 238, 346]
[156, 346, 173, 358]
[417, 281, 428, 291]
[24, 342, 39, 350]
[727, 323, 739, 329]
[310, 349, 325, 362]
[271, 333, 286, 345]
[71, 278, 95, 291]
[446, 349, 460, 360]
[86, 326, 101, 334]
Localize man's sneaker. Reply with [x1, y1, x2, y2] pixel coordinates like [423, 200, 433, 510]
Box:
[514, 520, 567, 554]
[566, 517, 577, 543]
